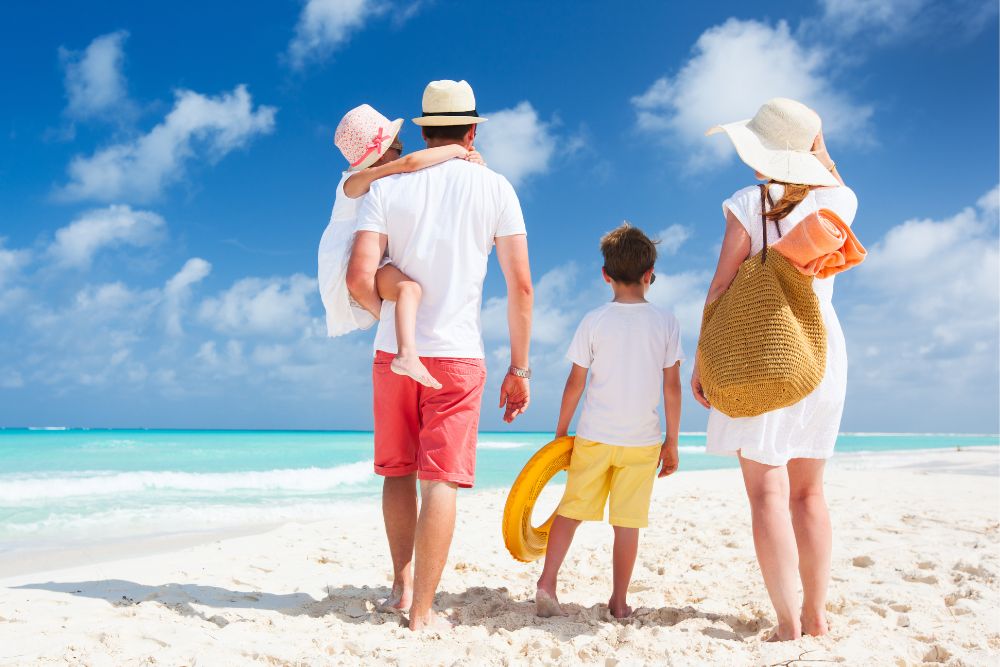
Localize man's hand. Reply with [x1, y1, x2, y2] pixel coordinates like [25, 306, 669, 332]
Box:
[499, 373, 530, 423]
[658, 441, 679, 478]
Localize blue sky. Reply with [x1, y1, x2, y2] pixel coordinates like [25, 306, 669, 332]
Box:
[0, 0, 997, 432]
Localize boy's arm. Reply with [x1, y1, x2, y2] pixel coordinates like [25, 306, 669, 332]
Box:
[555, 364, 588, 438]
[343, 145, 469, 198]
[659, 362, 682, 478]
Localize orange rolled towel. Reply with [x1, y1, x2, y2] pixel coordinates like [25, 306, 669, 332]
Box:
[771, 208, 866, 278]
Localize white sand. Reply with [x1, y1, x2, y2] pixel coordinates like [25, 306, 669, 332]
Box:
[1, 448, 997, 666]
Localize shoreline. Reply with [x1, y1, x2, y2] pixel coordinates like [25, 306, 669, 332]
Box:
[1, 448, 996, 664]
[2, 446, 996, 583]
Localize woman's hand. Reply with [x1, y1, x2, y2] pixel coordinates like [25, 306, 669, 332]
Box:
[812, 130, 834, 169]
[464, 148, 486, 166]
[691, 366, 711, 409]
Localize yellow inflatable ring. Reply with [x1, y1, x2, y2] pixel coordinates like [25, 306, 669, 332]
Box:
[502, 436, 575, 562]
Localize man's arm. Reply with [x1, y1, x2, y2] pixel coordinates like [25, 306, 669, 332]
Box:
[495, 233, 533, 423]
[345, 230, 387, 318]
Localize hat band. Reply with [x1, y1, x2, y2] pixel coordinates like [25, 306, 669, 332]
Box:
[421, 109, 478, 117]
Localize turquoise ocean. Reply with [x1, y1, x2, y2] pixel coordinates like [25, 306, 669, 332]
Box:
[1, 429, 997, 555]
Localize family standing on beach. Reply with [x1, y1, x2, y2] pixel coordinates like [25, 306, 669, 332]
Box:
[318, 80, 861, 640]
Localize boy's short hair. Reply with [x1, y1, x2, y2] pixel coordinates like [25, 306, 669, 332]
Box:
[600, 223, 659, 284]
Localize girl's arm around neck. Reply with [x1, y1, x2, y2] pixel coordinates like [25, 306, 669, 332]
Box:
[343, 145, 469, 198]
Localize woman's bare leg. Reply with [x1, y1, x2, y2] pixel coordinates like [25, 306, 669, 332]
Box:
[739, 455, 802, 641]
[375, 264, 440, 389]
[787, 458, 831, 636]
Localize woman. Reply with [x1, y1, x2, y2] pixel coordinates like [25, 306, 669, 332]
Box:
[693, 98, 858, 641]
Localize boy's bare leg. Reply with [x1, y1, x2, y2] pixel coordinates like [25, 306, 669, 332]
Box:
[535, 515, 581, 617]
[609, 526, 639, 619]
[375, 264, 441, 389]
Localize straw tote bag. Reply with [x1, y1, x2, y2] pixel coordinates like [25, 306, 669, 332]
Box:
[697, 185, 827, 418]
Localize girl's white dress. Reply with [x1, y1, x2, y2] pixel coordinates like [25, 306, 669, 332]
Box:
[705, 184, 859, 466]
[317, 172, 378, 337]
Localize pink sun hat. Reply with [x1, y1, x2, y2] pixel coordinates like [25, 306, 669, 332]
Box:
[334, 104, 404, 171]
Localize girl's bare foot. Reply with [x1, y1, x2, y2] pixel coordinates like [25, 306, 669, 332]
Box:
[608, 597, 633, 619]
[801, 612, 829, 636]
[391, 354, 441, 389]
[763, 624, 802, 641]
[535, 587, 565, 617]
[408, 610, 453, 632]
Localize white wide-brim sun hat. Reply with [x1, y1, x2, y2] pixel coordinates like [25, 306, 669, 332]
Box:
[412, 79, 488, 127]
[706, 97, 839, 187]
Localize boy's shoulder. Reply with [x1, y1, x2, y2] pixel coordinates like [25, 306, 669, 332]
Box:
[577, 302, 681, 329]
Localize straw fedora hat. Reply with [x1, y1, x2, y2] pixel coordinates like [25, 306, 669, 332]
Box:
[334, 104, 404, 171]
[412, 80, 488, 127]
[706, 98, 838, 187]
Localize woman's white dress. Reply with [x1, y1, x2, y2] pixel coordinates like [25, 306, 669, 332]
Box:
[705, 184, 859, 466]
[317, 172, 378, 337]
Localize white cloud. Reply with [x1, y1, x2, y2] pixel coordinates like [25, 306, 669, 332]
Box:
[655, 224, 692, 255]
[59, 85, 276, 202]
[631, 19, 873, 170]
[817, 0, 996, 41]
[475, 102, 559, 186]
[163, 258, 212, 336]
[286, 0, 385, 69]
[59, 31, 132, 122]
[840, 184, 999, 429]
[198, 274, 316, 337]
[0, 239, 30, 288]
[48, 205, 165, 269]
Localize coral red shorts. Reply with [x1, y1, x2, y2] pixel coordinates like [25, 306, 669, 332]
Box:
[372, 351, 487, 488]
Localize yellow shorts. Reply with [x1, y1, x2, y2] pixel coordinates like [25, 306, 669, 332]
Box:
[556, 437, 661, 528]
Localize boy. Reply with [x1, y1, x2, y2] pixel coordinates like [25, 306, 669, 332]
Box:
[536, 223, 683, 619]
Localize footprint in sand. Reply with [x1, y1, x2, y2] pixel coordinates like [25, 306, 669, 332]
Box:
[953, 561, 993, 580]
[903, 573, 938, 585]
[917, 561, 936, 570]
[852, 555, 875, 568]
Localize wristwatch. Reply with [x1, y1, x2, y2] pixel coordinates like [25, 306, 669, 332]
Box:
[508, 365, 531, 379]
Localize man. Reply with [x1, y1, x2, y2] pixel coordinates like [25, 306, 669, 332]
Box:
[346, 79, 533, 631]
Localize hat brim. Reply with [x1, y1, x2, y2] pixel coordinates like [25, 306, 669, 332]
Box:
[348, 118, 405, 171]
[412, 115, 487, 127]
[706, 121, 839, 187]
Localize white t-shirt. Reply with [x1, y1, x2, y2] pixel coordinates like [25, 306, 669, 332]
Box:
[355, 159, 526, 358]
[566, 302, 684, 447]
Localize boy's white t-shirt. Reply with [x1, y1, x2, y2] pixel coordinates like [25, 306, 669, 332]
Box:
[566, 302, 684, 447]
[355, 159, 526, 358]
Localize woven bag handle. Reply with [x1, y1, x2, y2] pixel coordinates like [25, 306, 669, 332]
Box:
[759, 184, 769, 265]
[758, 183, 784, 265]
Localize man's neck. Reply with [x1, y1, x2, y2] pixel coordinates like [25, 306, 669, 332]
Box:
[425, 139, 470, 150]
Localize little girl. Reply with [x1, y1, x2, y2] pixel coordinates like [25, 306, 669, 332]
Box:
[317, 104, 482, 388]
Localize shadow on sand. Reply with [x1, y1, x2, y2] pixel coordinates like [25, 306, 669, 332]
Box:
[15, 580, 765, 640]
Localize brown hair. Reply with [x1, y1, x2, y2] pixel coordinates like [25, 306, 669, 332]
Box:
[421, 124, 474, 141]
[764, 181, 812, 221]
[600, 223, 658, 284]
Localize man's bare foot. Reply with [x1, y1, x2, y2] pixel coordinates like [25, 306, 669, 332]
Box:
[391, 354, 442, 389]
[801, 612, 829, 637]
[408, 610, 453, 632]
[608, 597, 633, 619]
[535, 587, 565, 617]
[377, 587, 411, 614]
